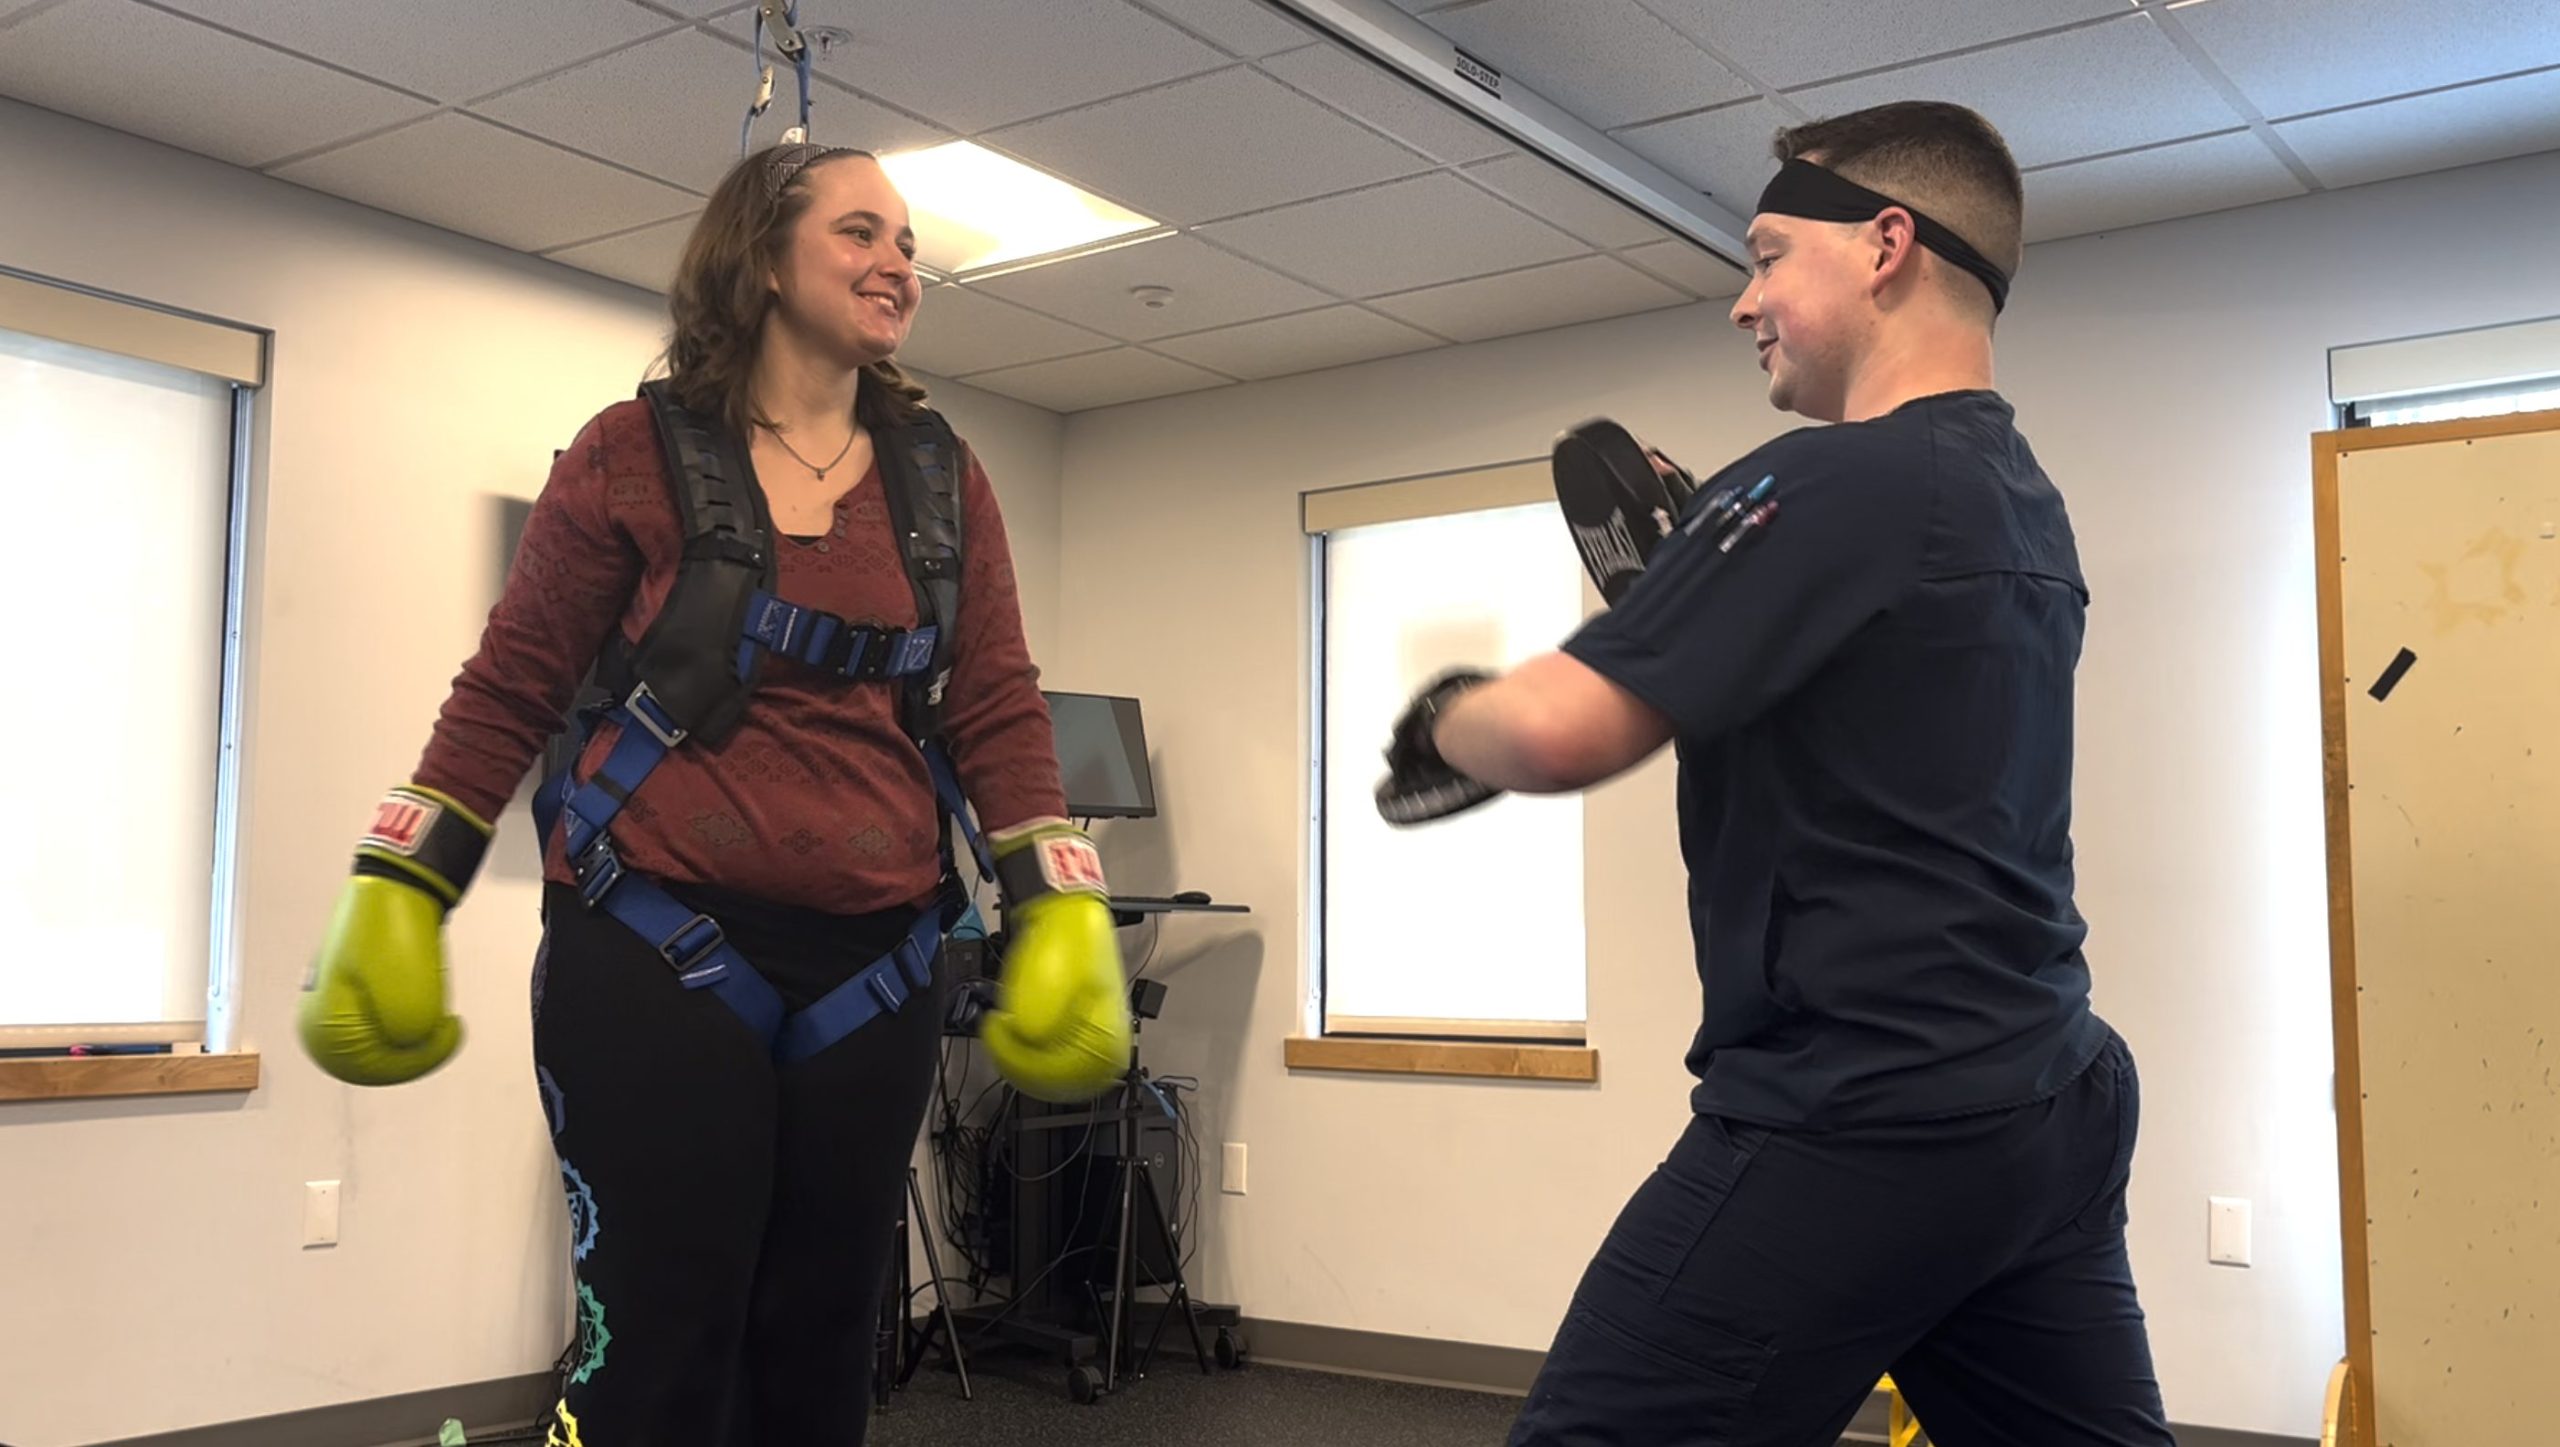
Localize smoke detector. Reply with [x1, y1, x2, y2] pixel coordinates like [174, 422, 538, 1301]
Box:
[1130, 285, 1175, 310]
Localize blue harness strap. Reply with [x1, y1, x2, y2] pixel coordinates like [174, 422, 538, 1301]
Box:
[533, 600, 985, 1065]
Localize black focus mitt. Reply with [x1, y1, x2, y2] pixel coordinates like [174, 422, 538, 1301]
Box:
[1375, 670, 1500, 826]
[1552, 418, 1697, 606]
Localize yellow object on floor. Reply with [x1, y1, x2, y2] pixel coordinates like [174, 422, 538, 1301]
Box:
[1882, 1374, 1923, 1447]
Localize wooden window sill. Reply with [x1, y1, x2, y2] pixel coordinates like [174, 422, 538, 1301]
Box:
[0, 1051, 260, 1103]
[1285, 1036, 1598, 1084]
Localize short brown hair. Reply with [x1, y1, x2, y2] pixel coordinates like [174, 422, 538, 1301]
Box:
[659, 144, 930, 434]
[1772, 102, 2024, 308]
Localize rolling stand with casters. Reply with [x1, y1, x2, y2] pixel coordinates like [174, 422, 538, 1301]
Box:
[876, 1165, 972, 1407]
[1083, 979, 1244, 1402]
[950, 891, 1251, 1405]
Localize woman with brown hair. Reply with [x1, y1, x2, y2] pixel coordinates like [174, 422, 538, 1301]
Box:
[297, 143, 1132, 1445]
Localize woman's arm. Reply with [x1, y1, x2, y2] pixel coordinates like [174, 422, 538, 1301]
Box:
[935, 442, 1070, 832]
[411, 409, 646, 821]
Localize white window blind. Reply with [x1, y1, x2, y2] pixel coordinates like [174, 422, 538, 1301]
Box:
[0, 323, 241, 1045]
[2329, 314, 2560, 407]
[1315, 493, 1588, 1039]
[2358, 379, 2560, 428]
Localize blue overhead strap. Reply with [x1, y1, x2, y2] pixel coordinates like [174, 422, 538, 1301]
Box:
[742, 0, 815, 153]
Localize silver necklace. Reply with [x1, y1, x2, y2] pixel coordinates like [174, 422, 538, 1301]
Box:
[758, 420, 858, 481]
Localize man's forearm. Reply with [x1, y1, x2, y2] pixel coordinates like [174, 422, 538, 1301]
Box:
[1429, 651, 1677, 795]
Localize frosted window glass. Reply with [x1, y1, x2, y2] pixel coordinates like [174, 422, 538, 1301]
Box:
[1320, 503, 1586, 1028]
[0, 327, 232, 1028]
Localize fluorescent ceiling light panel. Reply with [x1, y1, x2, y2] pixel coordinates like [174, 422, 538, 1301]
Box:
[879, 141, 1158, 276]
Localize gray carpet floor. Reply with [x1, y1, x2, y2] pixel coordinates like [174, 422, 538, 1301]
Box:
[865, 1356, 1525, 1447]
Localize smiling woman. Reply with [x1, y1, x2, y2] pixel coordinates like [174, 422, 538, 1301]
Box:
[293, 140, 1128, 1447]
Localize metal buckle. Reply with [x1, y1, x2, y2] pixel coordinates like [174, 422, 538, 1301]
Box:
[865, 965, 907, 1012]
[824, 626, 877, 678]
[623, 683, 689, 748]
[572, 838, 625, 908]
[658, 914, 727, 977]
[893, 934, 933, 990]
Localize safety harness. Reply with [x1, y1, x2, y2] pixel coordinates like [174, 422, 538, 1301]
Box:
[531, 380, 995, 1064]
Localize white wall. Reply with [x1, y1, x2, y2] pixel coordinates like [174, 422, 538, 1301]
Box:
[1050, 146, 2560, 1438]
[0, 97, 1064, 1447]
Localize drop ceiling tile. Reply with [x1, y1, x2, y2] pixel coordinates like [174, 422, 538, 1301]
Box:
[970, 233, 1331, 341]
[0, 0, 427, 168]
[1637, 0, 2124, 90]
[1428, 0, 1753, 130]
[1612, 97, 1789, 212]
[1259, 40, 1515, 165]
[1616, 237, 1746, 299]
[2021, 129, 2301, 243]
[273, 112, 700, 252]
[2275, 67, 2560, 191]
[724, 0, 1229, 134]
[1135, 0, 1314, 58]
[1152, 305, 1442, 378]
[1370, 253, 1687, 343]
[1464, 152, 1669, 248]
[1788, 14, 2247, 170]
[477, 30, 944, 194]
[894, 284, 1117, 377]
[960, 347, 1230, 411]
[150, 0, 668, 102]
[546, 214, 699, 292]
[2172, 0, 2560, 121]
[985, 66, 1432, 225]
[1196, 171, 1587, 298]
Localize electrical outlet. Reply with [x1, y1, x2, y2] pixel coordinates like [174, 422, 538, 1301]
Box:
[2208, 1196, 2251, 1267]
[304, 1180, 341, 1249]
[1222, 1142, 1247, 1196]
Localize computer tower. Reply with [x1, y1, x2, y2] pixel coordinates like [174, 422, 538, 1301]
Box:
[1004, 1088, 1184, 1322]
[1061, 1109, 1183, 1288]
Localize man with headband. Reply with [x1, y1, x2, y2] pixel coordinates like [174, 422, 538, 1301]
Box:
[1378, 102, 2171, 1445]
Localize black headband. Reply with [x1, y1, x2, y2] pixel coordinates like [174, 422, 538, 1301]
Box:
[1754, 159, 2011, 314]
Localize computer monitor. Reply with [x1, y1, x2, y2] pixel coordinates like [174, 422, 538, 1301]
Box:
[1044, 691, 1156, 820]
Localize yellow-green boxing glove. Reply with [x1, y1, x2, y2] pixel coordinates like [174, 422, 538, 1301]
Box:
[299, 785, 491, 1086]
[979, 819, 1132, 1103]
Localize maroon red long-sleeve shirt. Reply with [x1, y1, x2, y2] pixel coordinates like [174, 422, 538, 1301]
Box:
[415, 397, 1065, 915]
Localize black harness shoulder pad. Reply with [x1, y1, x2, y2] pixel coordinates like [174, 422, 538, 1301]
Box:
[626, 380, 777, 745]
[872, 407, 965, 743]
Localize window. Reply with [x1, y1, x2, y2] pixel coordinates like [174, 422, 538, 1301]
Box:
[2332, 314, 2560, 428]
[2348, 377, 2560, 428]
[0, 269, 263, 1054]
[1307, 462, 1589, 1043]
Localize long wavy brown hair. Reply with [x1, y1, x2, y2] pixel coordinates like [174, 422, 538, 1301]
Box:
[659, 143, 931, 435]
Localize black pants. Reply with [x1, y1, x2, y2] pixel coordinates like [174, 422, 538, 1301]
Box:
[1510, 1030, 2173, 1447]
[530, 882, 947, 1447]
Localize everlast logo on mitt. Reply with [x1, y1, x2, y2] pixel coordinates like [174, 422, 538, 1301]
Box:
[1571, 512, 1646, 582]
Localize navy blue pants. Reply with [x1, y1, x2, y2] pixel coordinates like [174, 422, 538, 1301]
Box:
[1510, 1032, 2173, 1446]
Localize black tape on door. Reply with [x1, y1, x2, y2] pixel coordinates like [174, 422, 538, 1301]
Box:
[2368, 648, 2418, 702]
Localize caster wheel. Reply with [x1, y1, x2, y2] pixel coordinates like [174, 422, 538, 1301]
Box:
[1215, 1327, 1247, 1370]
[1068, 1364, 1105, 1404]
